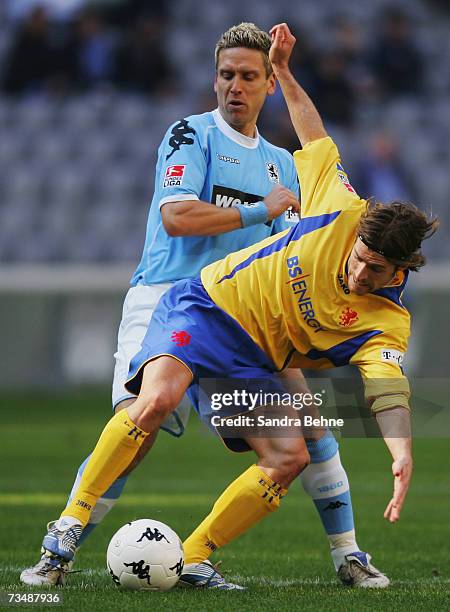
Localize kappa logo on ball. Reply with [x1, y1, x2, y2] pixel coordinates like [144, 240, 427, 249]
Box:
[171, 330, 191, 347]
[163, 165, 186, 188]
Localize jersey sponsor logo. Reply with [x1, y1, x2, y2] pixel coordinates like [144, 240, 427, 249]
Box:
[337, 273, 350, 294]
[286, 256, 325, 333]
[217, 154, 240, 164]
[166, 119, 196, 160]
[171, 330, 191, 347]
[285, 208, 299, 223]
[339, 306, 359, 327]
[211, 185, 263, 208]
[266, 162, 280, 183]
[336, 162, 356, 193]
[381, 348, 404, 366]
[163, 164, 186, 188]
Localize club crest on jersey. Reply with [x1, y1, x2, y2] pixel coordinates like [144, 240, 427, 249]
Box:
[266, 162, 280, 183]
[163, 165, 186, 188]
[336, 163, 356, 193]
[339, 306, 359, 327]
[171, 330, 191, 347]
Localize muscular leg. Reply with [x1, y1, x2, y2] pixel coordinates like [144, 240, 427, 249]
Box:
[116, 399, 158, 475]
[183, 422, 310, 563]
[71, 398, 158, 545]
[62, 357, 192, 528]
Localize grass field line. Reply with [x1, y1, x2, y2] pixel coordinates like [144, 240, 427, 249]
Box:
[2, 567, 448, 587]
[0, 493, 214, 507]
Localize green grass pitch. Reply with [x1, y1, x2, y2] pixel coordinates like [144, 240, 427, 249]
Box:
[0, 390, 448, 611]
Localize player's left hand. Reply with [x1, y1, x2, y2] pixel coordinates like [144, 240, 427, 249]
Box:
[269, 23, 296, 71]
[384, 456, 413, 522]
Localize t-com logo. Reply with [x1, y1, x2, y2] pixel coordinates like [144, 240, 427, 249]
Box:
[163, 165, 186, 188]
[381, 348, 404, 366]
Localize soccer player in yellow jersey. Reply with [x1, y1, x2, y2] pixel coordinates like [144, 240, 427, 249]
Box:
[31, 23, 437, 589]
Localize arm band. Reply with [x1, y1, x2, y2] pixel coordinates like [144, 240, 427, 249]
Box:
[371, 394, 410, 414]
[236, 201, 269, 228]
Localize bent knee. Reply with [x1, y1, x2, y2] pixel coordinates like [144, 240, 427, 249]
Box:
[284, 447, 310, 478]
[132, 390, 177, 430]
[258, 441, 310, 484]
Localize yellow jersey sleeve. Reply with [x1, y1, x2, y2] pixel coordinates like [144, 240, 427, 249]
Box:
[293, 136, 364, 217]
[350, 329, 411, 412]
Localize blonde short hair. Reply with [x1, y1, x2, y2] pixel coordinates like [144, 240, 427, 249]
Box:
[215, 22, 272, 77]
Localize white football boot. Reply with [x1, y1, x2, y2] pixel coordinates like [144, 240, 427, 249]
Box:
[20, 520, 81, 586]
[337, 551, 390, 588]
[178, 560, 245, 590]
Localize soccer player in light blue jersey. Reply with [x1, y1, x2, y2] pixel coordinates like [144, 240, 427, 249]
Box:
[21, 23, 388, 590]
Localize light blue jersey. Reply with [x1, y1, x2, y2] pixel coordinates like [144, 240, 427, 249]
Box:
[131, 109, 300, 285]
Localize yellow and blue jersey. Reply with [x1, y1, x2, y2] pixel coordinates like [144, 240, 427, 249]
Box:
[201, 137, 411, 402]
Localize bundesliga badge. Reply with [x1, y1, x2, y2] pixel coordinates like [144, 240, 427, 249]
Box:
[163, 165, 186, 188]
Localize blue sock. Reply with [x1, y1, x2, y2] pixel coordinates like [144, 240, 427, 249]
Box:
[301, 434, 358, 569]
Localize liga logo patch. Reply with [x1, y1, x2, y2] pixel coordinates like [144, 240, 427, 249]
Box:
[336, 162, 356, 194]
[163, 165, 186, 188]
[381, 348, 404, 366]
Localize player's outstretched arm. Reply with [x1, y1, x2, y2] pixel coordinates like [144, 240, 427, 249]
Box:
[269, 23, 327, 147]
[162, 185, 299, 237]
[375, 407, 413, 522]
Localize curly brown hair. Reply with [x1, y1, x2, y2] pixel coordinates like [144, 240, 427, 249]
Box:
[357, 200, 439, 271]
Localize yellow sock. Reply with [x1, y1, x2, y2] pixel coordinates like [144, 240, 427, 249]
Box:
[183, 464, 287, 564]
[61, 409, 148, 527]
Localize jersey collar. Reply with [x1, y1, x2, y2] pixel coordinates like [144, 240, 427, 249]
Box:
[212, 108, 260, 149]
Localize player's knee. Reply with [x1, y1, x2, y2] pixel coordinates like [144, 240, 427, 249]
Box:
[278, 446, 310, 481]
[134, 390, 176, 430]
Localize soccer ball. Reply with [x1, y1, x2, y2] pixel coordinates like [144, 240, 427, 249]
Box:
[106, 519, 184, 591]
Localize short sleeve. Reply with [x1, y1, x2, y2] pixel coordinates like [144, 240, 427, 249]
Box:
[157, 118, 208, 208]
[293, 137, 364, 217]
[350, 329, 411, 410]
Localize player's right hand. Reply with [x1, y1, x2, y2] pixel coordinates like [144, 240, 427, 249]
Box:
[384, 455, 413, 522]
[264, 184, 300, 220]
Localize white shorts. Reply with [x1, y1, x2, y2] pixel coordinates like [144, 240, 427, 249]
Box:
[112, 283, 191, 437]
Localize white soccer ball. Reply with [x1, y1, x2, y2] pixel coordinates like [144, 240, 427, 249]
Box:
[106, 519, 184, 591]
